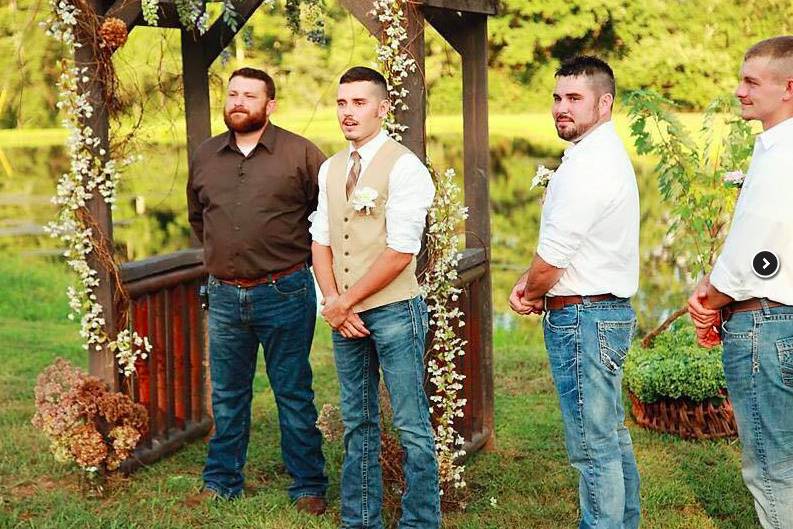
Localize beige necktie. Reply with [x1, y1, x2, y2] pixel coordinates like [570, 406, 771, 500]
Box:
[346, 150, 361, 199]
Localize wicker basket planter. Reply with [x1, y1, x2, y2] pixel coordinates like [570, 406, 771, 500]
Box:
[629, 390, 738, 440]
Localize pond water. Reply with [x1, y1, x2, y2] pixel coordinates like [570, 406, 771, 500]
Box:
[0, 133, 690, 334]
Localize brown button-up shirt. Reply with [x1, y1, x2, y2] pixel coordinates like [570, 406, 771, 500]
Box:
[187, 124, 325, 279]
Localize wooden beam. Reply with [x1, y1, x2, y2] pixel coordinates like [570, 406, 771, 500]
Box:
[415, 0, 498, 16]
[422, 6, 464, 54]
[338, 0, 381, 36]
[105, 0, 142, 30]
[202, 0, 266, 66]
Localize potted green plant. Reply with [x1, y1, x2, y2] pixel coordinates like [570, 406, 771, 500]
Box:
[621, 90, 755, 438]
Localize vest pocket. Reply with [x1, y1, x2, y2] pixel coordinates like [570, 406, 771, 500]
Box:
[776, 336, 793, 388]
[596, 319, 636, 375]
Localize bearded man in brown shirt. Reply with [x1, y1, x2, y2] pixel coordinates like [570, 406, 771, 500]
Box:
[187, 67, 328, 513]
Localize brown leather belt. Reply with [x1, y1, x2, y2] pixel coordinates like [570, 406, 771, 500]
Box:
[721, 297, 785, 321]
[545, 294, 618, 311]
[218, 262, 306, 288]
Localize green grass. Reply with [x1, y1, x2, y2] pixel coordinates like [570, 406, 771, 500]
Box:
[0, 256, 758, 528]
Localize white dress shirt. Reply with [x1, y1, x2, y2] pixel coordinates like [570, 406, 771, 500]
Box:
[309, 129, 435, 254]
[537, 120, 640, 298]
[710, 117, 793, 305]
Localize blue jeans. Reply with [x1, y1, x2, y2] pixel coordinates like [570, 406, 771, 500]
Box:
[202, 268, 327, 500]
[543, 297, 641, 529]
[721, 302, 793, 529]
[332, 297, 440, 529]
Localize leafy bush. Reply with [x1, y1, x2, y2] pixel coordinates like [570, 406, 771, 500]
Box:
[624, 321, 726, 403]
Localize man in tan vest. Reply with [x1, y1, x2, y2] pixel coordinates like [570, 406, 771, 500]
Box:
[310, 66, 440, 529]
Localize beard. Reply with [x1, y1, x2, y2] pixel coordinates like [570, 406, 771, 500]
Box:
[224, 106, 268, 133]
[555, 105, 599, 142]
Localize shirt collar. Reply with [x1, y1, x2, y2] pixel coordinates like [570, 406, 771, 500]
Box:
[758, 116, 793, 151]
[562, 120, 615, 161]
[218, 122, 277, 154]
[349, 129, 389, 164]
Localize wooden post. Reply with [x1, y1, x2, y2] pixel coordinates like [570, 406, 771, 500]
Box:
[181, 30, 212, 162]
[460, 14, 494, 450]
[77, 0, 119, 391]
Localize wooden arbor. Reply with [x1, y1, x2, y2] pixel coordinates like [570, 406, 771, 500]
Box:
[81, 0, 497, 468]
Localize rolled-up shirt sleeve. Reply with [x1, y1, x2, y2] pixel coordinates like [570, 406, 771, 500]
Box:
[308, 160, 331, 246]
[537, 162, 608, 269]
[385, 154, 435, 254]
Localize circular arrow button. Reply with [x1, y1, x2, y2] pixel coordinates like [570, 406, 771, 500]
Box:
[752, 251, 780, 279]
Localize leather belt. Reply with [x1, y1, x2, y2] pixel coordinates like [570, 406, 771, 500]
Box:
[544, 294, 617, 311]
[218, 262, 306, 288]
[721, 297, 785, 321]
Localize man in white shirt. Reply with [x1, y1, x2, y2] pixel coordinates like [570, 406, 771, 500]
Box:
[310, 66, 439, 529]
[509, 56, 641, 529]
[688, 36, 793, 529]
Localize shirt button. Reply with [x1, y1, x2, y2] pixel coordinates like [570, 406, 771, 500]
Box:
[234, 226, 240, 231]
[236, 202, 241, 206]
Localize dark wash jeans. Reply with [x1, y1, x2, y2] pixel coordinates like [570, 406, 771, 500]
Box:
[332, 296, 440, 529]
[721, 302, 793, 529]
[543, 296, 640, 529]
[202, 268, 327, 500]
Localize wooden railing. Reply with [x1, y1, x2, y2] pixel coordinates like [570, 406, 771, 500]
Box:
[119, 249, 212, 470]
[116, 246, 493, 468]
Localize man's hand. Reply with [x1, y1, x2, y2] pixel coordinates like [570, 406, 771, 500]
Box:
[509, 279, 544, 316]
[321, 295, 369, 338]
[687, 278, 720, 331]
[688, 276, 722, 348]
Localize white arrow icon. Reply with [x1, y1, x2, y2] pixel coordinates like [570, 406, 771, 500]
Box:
[763, 258, 771, 269]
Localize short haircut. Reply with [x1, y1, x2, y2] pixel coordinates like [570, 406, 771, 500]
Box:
[555, 56, 616, 98]
[745, 36, 793, 76]
[339, 66, 389, 99]
[229, 67, 276, 99]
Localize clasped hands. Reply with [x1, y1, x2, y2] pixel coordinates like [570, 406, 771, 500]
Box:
[687, 280, 722, 348]
[508, 280, 544, 316]
[321, 294, 370, 339]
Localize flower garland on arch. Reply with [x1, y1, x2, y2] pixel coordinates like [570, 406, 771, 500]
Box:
[45, 0, 151, 378]
[371, 0, 469, 497]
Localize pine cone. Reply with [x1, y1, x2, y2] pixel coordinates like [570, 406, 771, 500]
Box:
[99, 17, 128, 50]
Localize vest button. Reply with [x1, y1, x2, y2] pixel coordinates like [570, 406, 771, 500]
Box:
[344, 284, 349, 290]
[344, 234, 349, 239]
[344, 217, 349, 222]
[344, 268, 349, 273]
[344, 251, 349, 256]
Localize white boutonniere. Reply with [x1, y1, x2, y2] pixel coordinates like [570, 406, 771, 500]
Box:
[351, 186, 379, 215]
[723, 169, 745, 188]
[531, 164, 555, 190]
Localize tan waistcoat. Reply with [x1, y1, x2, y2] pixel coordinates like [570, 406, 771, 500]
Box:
[327, 138, 420, 313]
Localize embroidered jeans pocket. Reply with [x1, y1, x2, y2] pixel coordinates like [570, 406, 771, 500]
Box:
[596, 320, 636, 375]
[776, 336, 793, 388]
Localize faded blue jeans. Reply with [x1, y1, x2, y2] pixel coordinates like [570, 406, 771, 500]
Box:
[721, 301, 793, 529]
[202, 268, 327, 500]
[332, 297, 440, 529]
[543, 296, 641, 529]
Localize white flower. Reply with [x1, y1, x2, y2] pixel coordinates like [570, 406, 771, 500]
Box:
[723, 169, 745, 187]
[531, 164, 555, 190]
[489, 497, 498, 507]
[351, 187, 379, 214]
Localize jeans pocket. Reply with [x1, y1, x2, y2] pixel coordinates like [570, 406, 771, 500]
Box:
[596, 319, 635, 375]
[775, 336, 793, 388]
[545, 306, 578, 332]
[272, 271, 308, 297]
